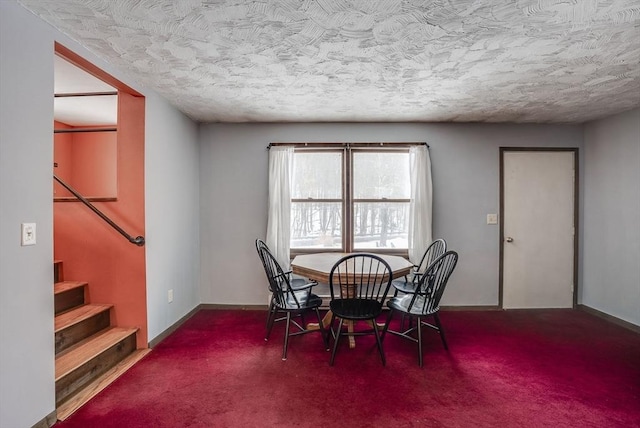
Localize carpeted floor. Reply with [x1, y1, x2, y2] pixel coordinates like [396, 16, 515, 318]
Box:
[54, 309, 640, 428]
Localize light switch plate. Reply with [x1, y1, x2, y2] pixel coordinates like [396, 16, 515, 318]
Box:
[486, 214, 498, 225]
[21, 223, 36, 246]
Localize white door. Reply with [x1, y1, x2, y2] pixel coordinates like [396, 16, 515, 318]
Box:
[502, 151, 575, 309]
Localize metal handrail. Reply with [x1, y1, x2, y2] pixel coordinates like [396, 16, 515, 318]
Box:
[54, 174, 145, 246]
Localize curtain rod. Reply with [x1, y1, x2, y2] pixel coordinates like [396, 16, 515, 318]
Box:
[267, 142, 429, 150]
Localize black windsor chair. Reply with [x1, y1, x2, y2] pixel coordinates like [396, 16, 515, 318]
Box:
[381, 250, 459, 367]
[255, 239, 328, 360]
[328, 253, 393, 366]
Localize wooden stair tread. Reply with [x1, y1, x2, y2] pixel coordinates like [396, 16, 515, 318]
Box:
[54, 281, 88, 294]
[55, 327, 139, 380]
[56, 349, 151, 420]
[54, 304, 113, 333]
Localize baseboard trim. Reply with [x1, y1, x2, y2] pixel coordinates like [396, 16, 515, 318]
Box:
[31, 410, 57, 428]
[440, 305, 501, 311]
[148, 306, 201, 348]
[577, 304, 640, 334]
[198, 303, 267, 311]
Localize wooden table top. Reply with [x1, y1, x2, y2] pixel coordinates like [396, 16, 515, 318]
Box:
[291, 252, 414, 284]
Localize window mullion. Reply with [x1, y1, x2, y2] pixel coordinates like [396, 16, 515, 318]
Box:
[344, 146, 352, 252]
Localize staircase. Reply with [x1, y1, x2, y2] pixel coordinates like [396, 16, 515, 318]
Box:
[53, 260, 150, 420]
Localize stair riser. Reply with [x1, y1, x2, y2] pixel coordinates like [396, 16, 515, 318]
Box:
[54, 261, 63, 283]
[56, 311, 111, 354]
[55, 288, 85, 315]
[56, 334, 137, 406]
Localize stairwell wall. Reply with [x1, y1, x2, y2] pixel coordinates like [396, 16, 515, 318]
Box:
[144, 91, 201, 341]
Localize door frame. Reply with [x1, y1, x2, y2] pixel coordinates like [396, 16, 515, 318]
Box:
[498, 147, 579, 309]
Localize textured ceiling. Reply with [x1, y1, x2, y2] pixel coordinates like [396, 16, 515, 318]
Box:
[17, 0, 640, 123]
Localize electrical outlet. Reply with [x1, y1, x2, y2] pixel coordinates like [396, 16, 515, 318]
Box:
[486, 214, 498, 225]
[168, 289, 174, 303]
[21, 223, 36, 246]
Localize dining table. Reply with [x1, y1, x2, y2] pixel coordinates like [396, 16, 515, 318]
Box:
[291, 252, 414, 348]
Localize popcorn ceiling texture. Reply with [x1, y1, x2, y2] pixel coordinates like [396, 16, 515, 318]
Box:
[17, 0, 640, 123]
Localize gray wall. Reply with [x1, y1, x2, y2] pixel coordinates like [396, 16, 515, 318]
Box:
[145, 91, 201, 340]
[583, 108, 640, 326]
[1, 4, 56, 427]
[199, 122, 583, 307]
[0, 2, 200, 427]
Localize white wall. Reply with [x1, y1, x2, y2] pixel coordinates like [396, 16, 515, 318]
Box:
[199, 122, 583, 307]
[583, 108, 640, 326]
[0, 2, 200, 426]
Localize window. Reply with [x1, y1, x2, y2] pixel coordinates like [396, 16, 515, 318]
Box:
[290, 145, 411, 254]
[291, 151, 343, 249]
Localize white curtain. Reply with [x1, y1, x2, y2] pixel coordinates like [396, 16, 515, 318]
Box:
[266, 146, 294, 270]
[408, 145, 433, 265]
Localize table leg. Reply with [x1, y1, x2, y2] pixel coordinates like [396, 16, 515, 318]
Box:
[307, 310, 356, 348]
[307, 310, 332, 331]
[307, 311, 355, 348]
[347, 321, 356, 348]
[367, 320, 386, 329]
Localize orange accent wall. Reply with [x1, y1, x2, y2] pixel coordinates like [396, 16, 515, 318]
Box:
[54, 121, 73, 198]
[54, 123, 117, 198]
[71, 130, 117, 197]
[54, 91, 148, 348]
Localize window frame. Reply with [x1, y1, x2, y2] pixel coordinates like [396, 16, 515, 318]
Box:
[280, 142, 423, 257]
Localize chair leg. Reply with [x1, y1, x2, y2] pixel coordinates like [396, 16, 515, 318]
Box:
[434, 312, 448, 350]
[329, 318, 344, 366]
[265, 305, 277, 341]
[299, 312, 306, 328]
[315, 308, 329, 351]
[372, 320, 386, 366]
[265, 299, 274, 329]
[380, 309, 394, 343]
[282, 312, 292, 361]
[417, 316, 423, 368]
[329, 312, 337, 340]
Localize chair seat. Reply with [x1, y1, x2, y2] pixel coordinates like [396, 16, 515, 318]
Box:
[392, 279, 417, 294]
[276, 291, 323, 310]
[387, 295, 437, 316]
[290, 277, 312, 290]
[330, 298, 383, 320]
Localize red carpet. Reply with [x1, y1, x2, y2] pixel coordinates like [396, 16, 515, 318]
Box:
[55, 309, 640, 428]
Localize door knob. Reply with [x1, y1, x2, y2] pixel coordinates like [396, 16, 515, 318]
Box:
[505, 237, 514, 243]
